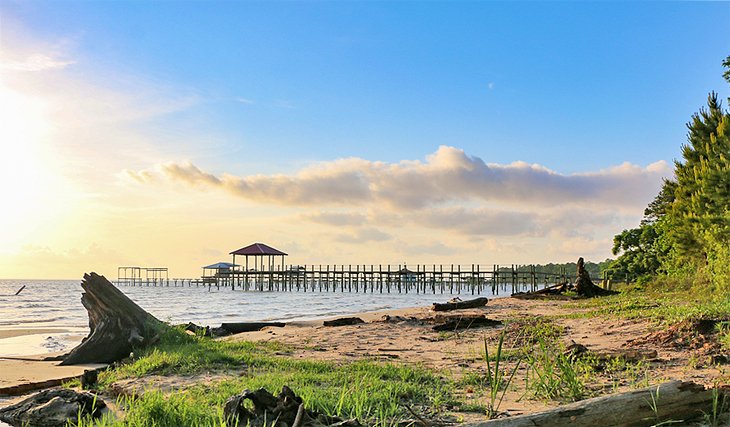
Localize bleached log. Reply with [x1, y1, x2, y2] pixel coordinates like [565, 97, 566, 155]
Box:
[468, 380, 721, 427]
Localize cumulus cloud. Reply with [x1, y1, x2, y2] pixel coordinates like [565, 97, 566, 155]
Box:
[301, 211, 368, 227]
[411, 207, 539, 236]
[128, 146, 671, 211]
[334, 228, 392, 244]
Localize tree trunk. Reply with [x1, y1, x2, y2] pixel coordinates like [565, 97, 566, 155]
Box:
[468, 380, 723, 427]
[60, 272, 166, 365]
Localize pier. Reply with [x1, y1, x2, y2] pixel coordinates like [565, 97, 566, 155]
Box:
[116, 263, 578, 296]
[114, 243, 622, 295]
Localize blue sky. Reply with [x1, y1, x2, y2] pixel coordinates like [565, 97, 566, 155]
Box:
[1, 1, 729, 277]
[6, 1, 729, 172]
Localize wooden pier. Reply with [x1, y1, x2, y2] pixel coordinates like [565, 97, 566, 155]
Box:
[116, 264, 582, 296]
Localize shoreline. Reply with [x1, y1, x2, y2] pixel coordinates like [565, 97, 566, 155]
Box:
[0, 328, 72, 340]
[2, 293, 728, 424]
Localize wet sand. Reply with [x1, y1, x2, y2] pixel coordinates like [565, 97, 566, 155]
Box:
[0, 328, 70, 340]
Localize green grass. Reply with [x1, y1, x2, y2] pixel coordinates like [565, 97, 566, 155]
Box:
[483, 333, 522, 418]
[77, 327, 456, 427]
[561, 289, 730, 325]
[524, 339, 587, 402]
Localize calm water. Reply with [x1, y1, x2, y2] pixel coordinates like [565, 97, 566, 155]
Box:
[0, 279, 504, 356]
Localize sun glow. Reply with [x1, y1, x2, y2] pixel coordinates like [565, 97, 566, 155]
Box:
[0, 81, 58, 249]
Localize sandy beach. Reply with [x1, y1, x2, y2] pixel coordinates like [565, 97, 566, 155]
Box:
[0, 328, 92, 400]
[0, 328, 71, 340]
[226, 296, 727, 419]
[1, 294, 727, 425]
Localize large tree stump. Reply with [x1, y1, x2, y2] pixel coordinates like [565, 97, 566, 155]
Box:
[574, 257, 617, 297]
[60, 273, 166, 365]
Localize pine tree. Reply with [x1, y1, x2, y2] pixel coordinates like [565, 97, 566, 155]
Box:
[667, 92, 729, 263]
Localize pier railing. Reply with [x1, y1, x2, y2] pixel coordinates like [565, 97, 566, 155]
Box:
[115, 264, 594, 296]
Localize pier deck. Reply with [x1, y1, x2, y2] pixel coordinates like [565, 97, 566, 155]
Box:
[113, 264, 606, 296]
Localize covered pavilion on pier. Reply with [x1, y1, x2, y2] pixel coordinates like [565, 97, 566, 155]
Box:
[230, 243, 288, 273]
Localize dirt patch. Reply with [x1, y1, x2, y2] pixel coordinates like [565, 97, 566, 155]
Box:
[627, 318, 730, 364]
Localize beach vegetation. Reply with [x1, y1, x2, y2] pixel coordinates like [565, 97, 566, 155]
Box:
[483, 332, 522, 418]
[703, 385, 730, 427]
[562, 288, 730, 325]
[524, 338, 586, 402]
[80, 327, 458, 426]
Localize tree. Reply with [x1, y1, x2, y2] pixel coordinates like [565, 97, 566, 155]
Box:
[665, 91, 730, 277]
[611, 55, 730, 290]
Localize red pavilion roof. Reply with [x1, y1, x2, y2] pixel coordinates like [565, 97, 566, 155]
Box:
[230, 243, 288, 256]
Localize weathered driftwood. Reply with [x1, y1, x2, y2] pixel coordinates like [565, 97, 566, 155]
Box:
[221, 322, 286, 334]
[183, 321, 286, 337]
[467, 380, 721, 427]
[511, 282, 574, 300]
[432, 315, 502, 332]
[432, 297, 489, 312]
[574, 257, 617, 297]
[0, 388, 106, 427]
[223, 386, 360, 427]
[323, 317, 365, 327]
[183, 322, 214, 337]
[59, 272, 166, 365]
[511, 258, 617, 299]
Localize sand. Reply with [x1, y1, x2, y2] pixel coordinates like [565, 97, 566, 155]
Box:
[227, 296, 727, 419]
[0, 352, 106, 397]
[0, 328, 94, 397]
[1, 297, 726, 421]
[0, 328, 70, 340]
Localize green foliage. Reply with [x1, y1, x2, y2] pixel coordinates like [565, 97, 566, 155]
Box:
[610, 222, 664, 280]
[525, 339, 586, 402]
[513, 260, 612, 279]
[611, 56, 730, 292]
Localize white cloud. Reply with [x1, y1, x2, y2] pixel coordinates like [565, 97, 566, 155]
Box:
[1, 53, 75, 71]
[301, 211, 368, 226]
[128, 146, 671, 211]
[334, 228, 392, 244]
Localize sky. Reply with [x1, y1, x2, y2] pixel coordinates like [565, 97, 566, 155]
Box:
[0, 1, 728, 279]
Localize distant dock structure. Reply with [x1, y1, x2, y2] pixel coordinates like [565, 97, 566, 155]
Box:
[116, 243, 629, 295]
[117, 266, 169, 287]
[115, 242, 591, 295]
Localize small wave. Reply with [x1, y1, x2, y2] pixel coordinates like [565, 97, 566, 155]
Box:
[0, 316, 67, 326]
